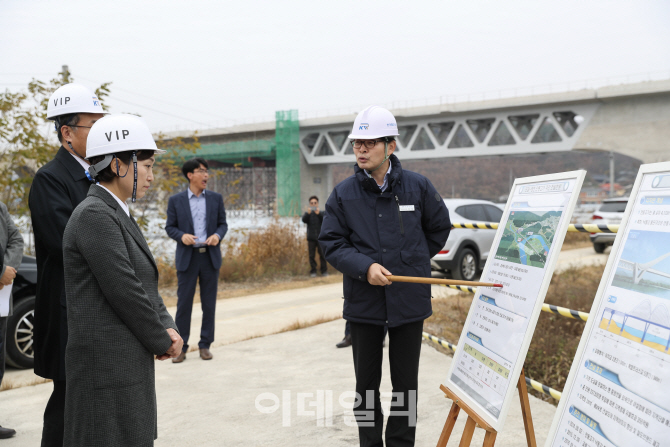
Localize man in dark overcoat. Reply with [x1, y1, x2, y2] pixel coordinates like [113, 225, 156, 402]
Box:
[28, 83, 106, 446]
[166, 157, 228, 362]
[319, 106, 451, 447]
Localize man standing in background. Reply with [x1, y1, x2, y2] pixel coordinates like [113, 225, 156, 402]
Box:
[302, 196, 328, 278]
[166, 158, 228, 363]
[30, 84, 105, 446]
[0, 200, 24, 439]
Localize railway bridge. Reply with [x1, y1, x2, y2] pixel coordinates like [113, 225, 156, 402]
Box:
[165, 79, 670, 215]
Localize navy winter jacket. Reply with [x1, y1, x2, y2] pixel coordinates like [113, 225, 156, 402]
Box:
[319, 155, 451, 327]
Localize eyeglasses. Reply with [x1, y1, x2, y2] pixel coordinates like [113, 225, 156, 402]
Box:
[64, 125, 93, 129]
[350, 139, 387, 149]
[194, 169, 209, 175]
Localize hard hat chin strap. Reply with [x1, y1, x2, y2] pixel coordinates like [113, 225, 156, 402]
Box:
[86, 154, 114, 183]
[131, 151, 137, 203]
[114, 152, 138, 202]
[368, 141, 390, 173]
[66, 141, 88, 162]
[87, 152, 138, 202]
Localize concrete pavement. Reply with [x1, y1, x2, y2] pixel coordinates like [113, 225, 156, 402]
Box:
[3, 282, 345, 389]
[0, 319, 557, 446]
[0, 245, 611, 445]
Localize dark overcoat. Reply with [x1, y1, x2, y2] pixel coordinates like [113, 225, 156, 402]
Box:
[165, 189, 228, 272]
[319, 155, 451, 327]
[29, 146, 91, 380]
[301, 211, 324, 241]
[63, 185, 177, 447]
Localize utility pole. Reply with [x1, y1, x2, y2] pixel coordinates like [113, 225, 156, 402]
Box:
[609, 151, 615, 198]
[61, 65, 69, 83]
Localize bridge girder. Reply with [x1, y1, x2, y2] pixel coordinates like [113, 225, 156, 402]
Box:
[299, 103, 600, 165]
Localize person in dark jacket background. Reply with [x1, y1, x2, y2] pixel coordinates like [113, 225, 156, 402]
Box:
[319, 106, 451, 447]
[301, 195, 327, 278]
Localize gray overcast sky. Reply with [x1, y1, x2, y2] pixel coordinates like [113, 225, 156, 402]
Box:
[1, 0, 669, 133]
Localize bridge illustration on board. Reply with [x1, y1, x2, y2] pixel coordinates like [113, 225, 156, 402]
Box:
[617, 251, 670, 285]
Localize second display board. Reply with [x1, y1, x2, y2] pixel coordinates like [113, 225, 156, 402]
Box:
[444, 170, 586, 431]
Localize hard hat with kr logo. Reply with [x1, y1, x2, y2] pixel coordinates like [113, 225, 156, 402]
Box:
[348, 105, 399, 140]
[46, 83, 107, 119]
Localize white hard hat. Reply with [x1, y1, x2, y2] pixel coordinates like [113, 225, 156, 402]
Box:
[46, 83, 107, 119]
[348, 105, 399, 140]
[86, 114, 165, 160]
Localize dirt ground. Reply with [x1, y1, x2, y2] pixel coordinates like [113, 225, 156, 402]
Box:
[159, 271, 342, 307]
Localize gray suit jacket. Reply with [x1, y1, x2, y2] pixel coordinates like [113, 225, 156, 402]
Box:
[63, 185, 177, 447]
[0, 201, 24, 316]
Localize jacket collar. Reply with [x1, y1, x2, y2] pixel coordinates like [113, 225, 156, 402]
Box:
[354, 154, 402, 194]
[55, 146, 89, 183]
[88, 185, 157, 271]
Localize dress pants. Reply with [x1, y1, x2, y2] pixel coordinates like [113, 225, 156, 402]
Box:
[350, 320, 423, 447]
[41, 305, 68, 446]
[175, 248, 219, 352]
[41, 380, 66, 446]
[345, 320, 388, 338]
[0, 317, 5, 385]
[307, 240, 327, 274]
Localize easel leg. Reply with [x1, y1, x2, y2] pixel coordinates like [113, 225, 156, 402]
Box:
[517, 368, 538, 447]
[458, 416, 477, 447]
[482, 430, 497, 447]
[436, 402, 461, 447]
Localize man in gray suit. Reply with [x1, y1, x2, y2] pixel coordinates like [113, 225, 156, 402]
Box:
[0, 200, 24, 439]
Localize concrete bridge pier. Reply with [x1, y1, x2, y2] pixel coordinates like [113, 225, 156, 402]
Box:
[300, 158, 334, 210]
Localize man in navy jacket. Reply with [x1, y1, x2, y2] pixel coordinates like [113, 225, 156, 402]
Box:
[319, 106, 451, 447]
[166, 158, 228, 362]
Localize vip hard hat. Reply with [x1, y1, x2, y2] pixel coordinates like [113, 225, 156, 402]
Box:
[86, 114, 165, 202]
[348, 105, 399, 140]
[86, 114, 164, 160]
[46, 83, 106, 119]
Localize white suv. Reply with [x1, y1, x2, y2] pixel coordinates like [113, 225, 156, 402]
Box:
[432, 199, 503, 281]
[590, 197, 627, 253]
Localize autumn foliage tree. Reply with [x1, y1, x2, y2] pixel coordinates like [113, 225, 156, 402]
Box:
[0, 68, 203, 255]
[0, 68, 110, 217]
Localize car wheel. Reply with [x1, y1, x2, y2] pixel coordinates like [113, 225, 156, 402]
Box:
[452, 248, 478, 281]
[5, 296, 35, 369]
[593, 242, 606, 254]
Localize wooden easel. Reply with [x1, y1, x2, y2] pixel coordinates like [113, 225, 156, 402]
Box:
[436, 368, 537, 447]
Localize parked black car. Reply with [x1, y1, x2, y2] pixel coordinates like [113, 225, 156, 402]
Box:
[6, 255, 37, 369]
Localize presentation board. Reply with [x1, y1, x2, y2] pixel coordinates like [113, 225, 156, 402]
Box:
[546, 162, 670, 447]
[444, 170, 586, 431]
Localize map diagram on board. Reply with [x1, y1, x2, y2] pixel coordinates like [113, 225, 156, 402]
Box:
[494, 210, 561, 268]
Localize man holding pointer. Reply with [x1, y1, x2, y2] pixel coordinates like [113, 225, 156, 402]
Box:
[319, 106, 451, 447]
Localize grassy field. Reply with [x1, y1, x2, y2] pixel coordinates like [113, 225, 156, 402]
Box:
[424, 263, 605, 404]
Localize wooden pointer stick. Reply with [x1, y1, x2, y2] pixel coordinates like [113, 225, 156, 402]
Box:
[385, 275, 503, 288]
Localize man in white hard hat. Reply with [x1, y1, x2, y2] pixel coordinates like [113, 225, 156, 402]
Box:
[29, 83, 106, 446]
[319, 106, 451, 447]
